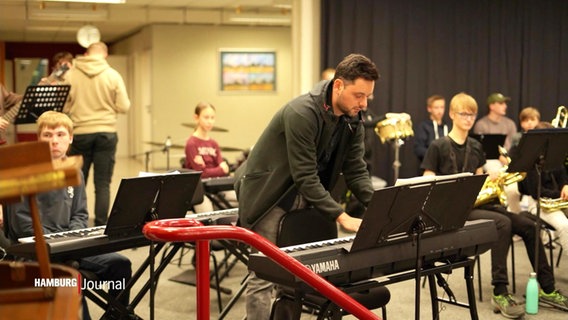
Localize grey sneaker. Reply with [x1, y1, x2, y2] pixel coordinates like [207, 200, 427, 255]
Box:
[491, 293, 525, 318]
[539, 289, 568, 311]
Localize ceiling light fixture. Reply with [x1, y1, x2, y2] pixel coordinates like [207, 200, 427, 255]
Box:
[225, 12, 291, 25]
[229, 16, 290, 24]
[28, 6, 109, 21]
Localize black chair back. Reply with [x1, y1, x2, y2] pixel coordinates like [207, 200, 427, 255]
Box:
[277, 207, 337, 247]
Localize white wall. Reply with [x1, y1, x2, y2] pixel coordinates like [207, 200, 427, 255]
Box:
[113, 24, 292, 170]
[106, 55, 129, 158]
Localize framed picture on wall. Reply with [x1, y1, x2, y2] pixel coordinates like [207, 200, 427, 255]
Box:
[220, 50, 276, 92]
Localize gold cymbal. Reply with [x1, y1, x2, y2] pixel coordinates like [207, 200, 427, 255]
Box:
[181, 123, 229, 132]
[144, 141, 184, 149]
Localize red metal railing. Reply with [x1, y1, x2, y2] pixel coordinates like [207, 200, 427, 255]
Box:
[143, 218, 380, 320]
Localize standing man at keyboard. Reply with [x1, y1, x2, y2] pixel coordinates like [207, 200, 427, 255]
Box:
[235, 54, 379, 319]
[6, 111, 132, 320]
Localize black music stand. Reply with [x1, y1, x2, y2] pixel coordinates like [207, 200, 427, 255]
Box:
[508, 128, 568, 274]
[103, 172, 201, 240]
[351, 173, 486, 320]
[102, 172, 201, 320]
[469, 134, 506, 159]
[14, 85, 70, 124]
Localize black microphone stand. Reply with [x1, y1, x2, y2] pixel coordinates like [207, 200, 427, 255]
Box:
[410, 214, 426, 320]
[132, 148, 167, 172]
[132, 136, 174, 172]
[163, 136, 172, 171]
[532, 155, 544, 275]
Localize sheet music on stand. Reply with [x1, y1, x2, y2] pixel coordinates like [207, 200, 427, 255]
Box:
[14, 85, 70, 124]
[350, 172, 485, 252]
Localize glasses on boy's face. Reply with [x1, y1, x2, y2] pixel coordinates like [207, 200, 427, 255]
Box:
[455, 112, 477, 120]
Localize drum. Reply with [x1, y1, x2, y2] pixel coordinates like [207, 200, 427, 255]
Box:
[374, 117, 414, 143]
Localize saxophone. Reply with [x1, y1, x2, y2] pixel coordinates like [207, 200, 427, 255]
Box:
[474, 146, 526, 207]
[541, 197, 568, 211]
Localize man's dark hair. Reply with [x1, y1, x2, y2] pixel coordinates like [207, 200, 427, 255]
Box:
[51, 51, 73, 67]
[334, 54, 379, 82]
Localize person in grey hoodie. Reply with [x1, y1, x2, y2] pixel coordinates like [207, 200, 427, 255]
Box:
[63, 42, 131, 226]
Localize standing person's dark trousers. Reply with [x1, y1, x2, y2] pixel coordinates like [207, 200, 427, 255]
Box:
[71, 132, 118, 226]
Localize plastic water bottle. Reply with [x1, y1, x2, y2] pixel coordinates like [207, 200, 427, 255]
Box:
[525, 271, 539, 314]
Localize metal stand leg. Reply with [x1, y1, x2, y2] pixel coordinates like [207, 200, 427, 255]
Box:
[391, 139, 404, 184]
[218, 274, 249, 320]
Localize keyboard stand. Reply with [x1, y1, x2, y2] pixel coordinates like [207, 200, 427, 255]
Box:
[99, 236, 246, 319]
[394, 258, 479, 320]
[218, 273, 250, 320]
[280, 257, 479, 320]
[426, 259, 478, 319]
[87, 242, 180, 319]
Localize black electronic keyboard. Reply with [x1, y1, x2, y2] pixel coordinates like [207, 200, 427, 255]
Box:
[248, 219, 497, 288]
[185, 208, 239, 225]
[201, 176, 235, 193]
[8, 208, 240, 262]
[18, 225, 107, 243]
[9, 232, 150, 262]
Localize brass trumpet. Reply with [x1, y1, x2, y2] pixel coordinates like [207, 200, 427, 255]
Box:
[551, 106, 567, 128]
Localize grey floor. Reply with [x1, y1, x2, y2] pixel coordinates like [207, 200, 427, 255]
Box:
[86, 157, 568, 320]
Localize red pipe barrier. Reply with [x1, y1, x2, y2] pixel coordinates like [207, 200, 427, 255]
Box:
[143, 218, 380, 320]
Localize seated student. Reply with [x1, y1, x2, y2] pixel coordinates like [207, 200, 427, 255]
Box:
[514, 121, 568, 256]
[422, 92, 568, 319]
[413, 94, 451, 164]
[185, 101, 236, 211]
[473, 92, 518, 151]
[511, 107, 540, 149]
[506, 107, 541, 213]
[5, 111, 132, 320]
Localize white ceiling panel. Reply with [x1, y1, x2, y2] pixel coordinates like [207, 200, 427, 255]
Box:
[0, 0, 292, 43]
